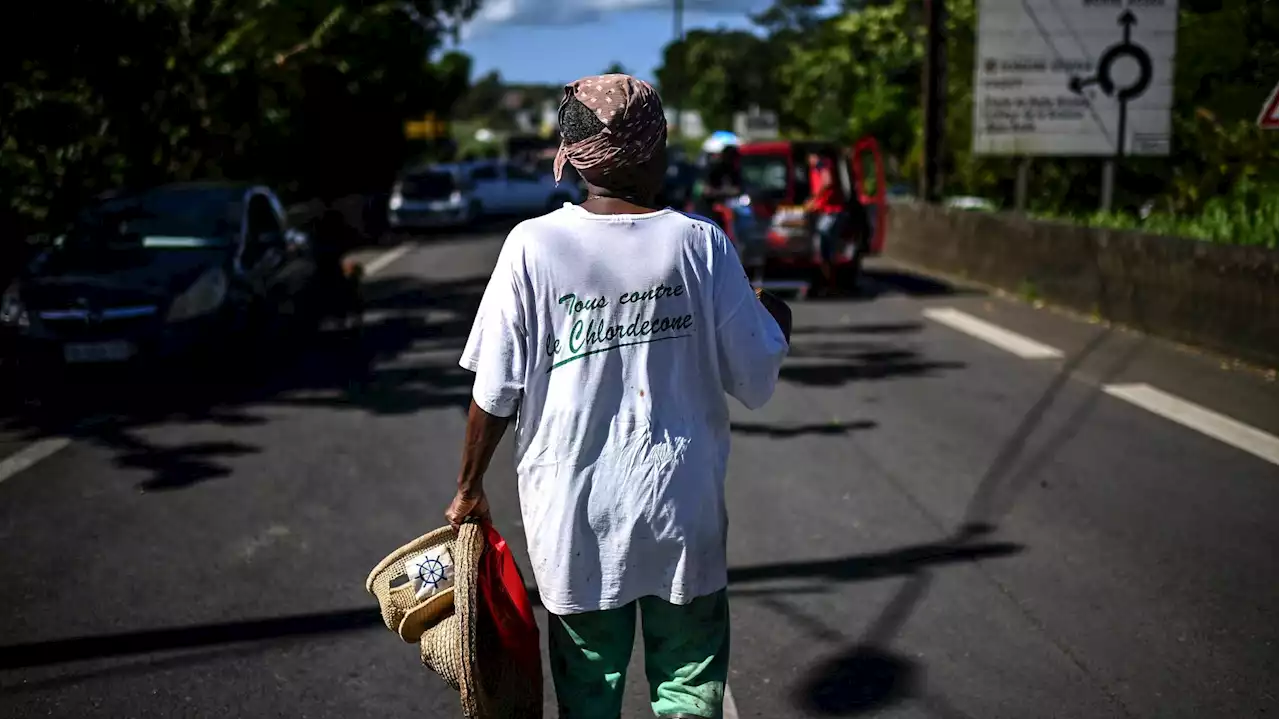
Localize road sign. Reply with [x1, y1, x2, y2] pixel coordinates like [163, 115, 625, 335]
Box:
[733, 107, 779, 141]
[404, 113, 448, 140]
[973, 0, 1178, 157]
[1258, 85, 1278, 130]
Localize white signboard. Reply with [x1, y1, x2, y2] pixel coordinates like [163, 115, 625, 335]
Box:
[973, 0, 1178, 156]
[734, 108, 780, 141]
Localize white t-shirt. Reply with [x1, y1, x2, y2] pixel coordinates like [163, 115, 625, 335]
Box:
[460, 204, 788, 615]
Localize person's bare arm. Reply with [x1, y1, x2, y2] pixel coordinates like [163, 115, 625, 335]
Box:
[445, 400, 512, 528]
[755, 287, 792, 343]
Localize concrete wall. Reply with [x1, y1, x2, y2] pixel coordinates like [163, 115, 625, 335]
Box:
[884, 202, 1278, 367]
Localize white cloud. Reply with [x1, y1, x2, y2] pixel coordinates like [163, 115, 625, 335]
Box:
[466, 0, 765, 31]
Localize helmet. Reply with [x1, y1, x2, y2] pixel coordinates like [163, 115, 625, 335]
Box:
[701, 131, 742, 155]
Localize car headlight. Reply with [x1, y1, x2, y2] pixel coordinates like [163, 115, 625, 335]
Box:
[1, 283, 28, 327]
[167, 268, 228, 322]
[388, 193, 403, 211]
[449, 190, 463, 205]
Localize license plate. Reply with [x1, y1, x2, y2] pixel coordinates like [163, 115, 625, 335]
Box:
[64, 341, 135, 363]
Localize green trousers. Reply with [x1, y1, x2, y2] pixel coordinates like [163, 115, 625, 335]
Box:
[548, 590, 730, 719]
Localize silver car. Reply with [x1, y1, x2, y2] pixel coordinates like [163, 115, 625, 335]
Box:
[388, 161, 581, 229]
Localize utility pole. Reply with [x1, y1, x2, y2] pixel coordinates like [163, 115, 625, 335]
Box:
[920, 0, 946, 203]
[672, 0, 684, 138]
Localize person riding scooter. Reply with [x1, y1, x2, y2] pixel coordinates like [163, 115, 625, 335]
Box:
[692, 144, 742, 229]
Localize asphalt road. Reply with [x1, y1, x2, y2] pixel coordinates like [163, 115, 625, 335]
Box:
[0, 226, 1275, 719]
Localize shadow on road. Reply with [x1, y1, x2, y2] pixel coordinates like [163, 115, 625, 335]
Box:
[790, 322, 925, 336]
[783, 265, 982, 303]
[0, 608, 382, 671]
[775, 240, 1152, 716]
[730, 420, 877, 438]
[0, 271, 491, 491]
[725, 538, 1023, 585]
[779, 346, 965, 387]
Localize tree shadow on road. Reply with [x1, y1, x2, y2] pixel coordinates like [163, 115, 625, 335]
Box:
[730, 420, 877, 438]
[788, 265, 983, 303]
[790, 321, 925, 336]
[0, 272, 491, 491]
[779, 346, 965, 387]
[0, 607, 382, 671]
[777, 328, 1149, 716]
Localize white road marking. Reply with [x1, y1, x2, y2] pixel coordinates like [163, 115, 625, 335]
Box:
[1103, 383, 1279, 465]
[362, 245, 411, 276]
[0, 437, 71, 485]
[724, 683, 740, 719]
[923, 307, 1064, 360]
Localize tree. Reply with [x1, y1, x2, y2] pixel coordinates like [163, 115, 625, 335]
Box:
[0, 0, 482, 240]
[655, 29, 781, 131]
[742, 0, 1276, 219]
[601, 62, 629, 76]
[776, 3, 923, 153]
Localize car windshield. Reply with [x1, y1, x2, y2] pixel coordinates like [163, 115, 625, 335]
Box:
[739, 155, 791, 202]
[63, 188, 240, 252]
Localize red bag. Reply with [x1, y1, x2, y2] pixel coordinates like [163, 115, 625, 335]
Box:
[478, 521, 541, 678]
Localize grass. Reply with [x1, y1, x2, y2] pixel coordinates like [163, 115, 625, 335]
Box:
[1041, 182, 1279, 249]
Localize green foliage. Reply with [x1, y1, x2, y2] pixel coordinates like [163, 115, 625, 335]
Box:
[654, 0, 1278, 245]
[0, 0, 479, 240]
[1043, 180, 1279, 248]
[778, 3, 924, 155]
[655, 29, 781, 130]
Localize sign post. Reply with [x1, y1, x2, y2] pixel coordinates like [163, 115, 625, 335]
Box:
[973, 0, 1178, 210]
[404, 113, 448, 141]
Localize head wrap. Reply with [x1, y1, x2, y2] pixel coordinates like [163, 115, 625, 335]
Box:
[553, 74, 667, 185]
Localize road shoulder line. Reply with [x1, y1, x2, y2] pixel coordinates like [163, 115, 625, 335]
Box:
[1103, 383, 1279, 465]
[923, 307, 1064, 359]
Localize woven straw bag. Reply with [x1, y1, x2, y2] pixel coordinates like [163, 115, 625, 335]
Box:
[366, 522, 542, 718]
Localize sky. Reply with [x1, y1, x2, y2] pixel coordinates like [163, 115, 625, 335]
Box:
[453, 0, 775, 86]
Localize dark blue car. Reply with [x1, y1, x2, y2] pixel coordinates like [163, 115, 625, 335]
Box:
[0, 183, 317, 368]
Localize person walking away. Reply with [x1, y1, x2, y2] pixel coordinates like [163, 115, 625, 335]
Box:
[804, 154, 846, 296]
[445, 73, 791, 719]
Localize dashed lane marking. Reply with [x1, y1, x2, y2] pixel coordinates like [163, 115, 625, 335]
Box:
[1103, 383, 1279, 465]
[923, 307, 1064, 360]
[0, 438, 71, 485]
[0, 414, 115, 486]
[362, 245, 411, 276]
[0, 248, 412, 488]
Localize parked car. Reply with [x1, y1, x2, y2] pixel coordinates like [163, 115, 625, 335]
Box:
[387, 160, 581, 229]
[0, 182, 317, 368]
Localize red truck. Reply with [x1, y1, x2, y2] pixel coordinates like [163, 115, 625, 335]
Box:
[715, 137, 888, 296]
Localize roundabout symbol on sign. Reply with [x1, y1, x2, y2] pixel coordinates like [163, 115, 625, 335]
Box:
[1068, 10, 1152, 154]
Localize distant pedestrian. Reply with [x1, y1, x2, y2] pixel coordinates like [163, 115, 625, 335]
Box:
[446, 73, 791, 718]
[805, 154, 846, 296]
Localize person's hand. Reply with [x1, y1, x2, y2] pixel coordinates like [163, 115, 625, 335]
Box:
[445, 489, 490, 529]
[756, 288, 793, 343]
